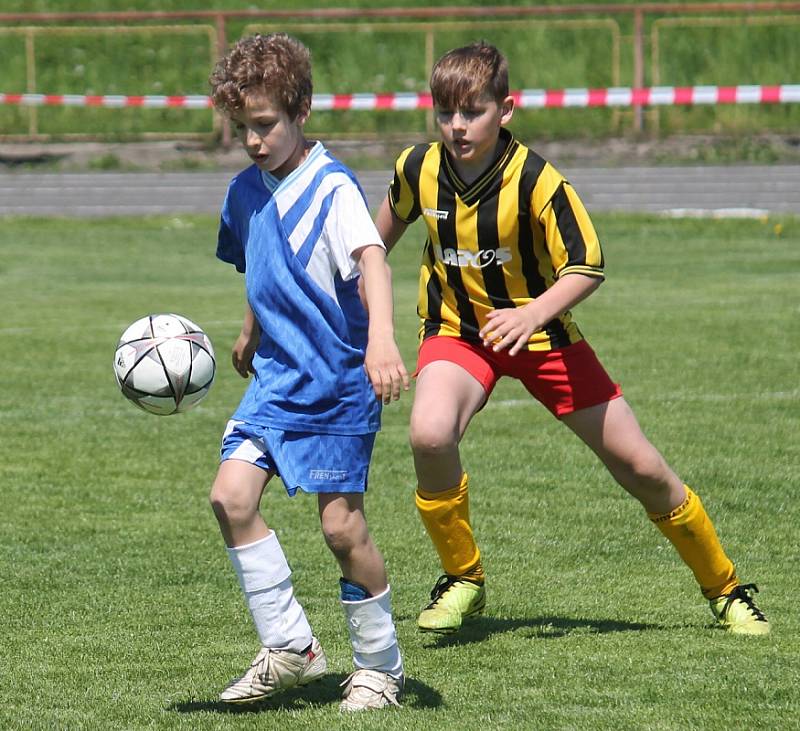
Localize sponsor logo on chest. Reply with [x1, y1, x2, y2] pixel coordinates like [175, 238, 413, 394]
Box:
[433, 243, 512, 268]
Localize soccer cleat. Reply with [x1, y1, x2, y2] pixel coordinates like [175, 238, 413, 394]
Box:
[709, 584, 770, 636]
[219, 636, 327, 703]
[339, 669, 403, 711]
[417, 574, 486, 634]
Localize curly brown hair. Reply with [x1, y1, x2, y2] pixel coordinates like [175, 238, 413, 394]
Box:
[209, 33, 312, 119]
[430, 41, 509, 110]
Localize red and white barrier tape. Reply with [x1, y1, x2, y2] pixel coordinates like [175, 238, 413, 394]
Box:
[1, 85, 799, 110]
[0, 93, 213, 109]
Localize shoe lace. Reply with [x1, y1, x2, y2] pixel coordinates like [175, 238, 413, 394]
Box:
[722, 583, 766, 622]
[427, 574, 458, 606]
[340, 670, 401, 707]
[254, 649, 275, 684]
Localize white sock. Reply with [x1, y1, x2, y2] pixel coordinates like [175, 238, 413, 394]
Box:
[227, 532, 312, 653]
[341, 586, 403, 678]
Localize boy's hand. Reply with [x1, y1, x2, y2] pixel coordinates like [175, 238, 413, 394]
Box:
[364, 336, 410, 404]
[231, 330, 258, 378]
[481, 274, 602, 355]
[480, 305, 542, 356]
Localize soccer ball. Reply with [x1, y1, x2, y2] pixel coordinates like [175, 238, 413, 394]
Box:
[113, 313, 216, 415]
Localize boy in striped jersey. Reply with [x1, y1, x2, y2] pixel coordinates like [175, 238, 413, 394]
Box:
[208, 33, 408, 710]
[375, 41, 768, 637]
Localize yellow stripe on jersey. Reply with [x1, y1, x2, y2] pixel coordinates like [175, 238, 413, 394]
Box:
[454, 195, 492, 334]
[389, 129, 605, 350]
[414, 144, 463, 340]
[536, 177, 604, 279]
[389, 143, 431, 223]
[498, 146, 535, 307]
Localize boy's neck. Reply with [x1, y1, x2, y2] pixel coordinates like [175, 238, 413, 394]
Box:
[261, 139, 318, 192]
[272, 137, 314, 180]
[447, 129, 511, 186]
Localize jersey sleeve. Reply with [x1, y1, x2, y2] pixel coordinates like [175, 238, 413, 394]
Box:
[387, 145, 422, 224]
[325, 181, 385, 281]
[216, 187, 246, 274]
[532, 165, 605, 280]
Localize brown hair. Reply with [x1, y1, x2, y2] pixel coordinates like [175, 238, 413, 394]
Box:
[430, 41, 509, 110]
[209, 33, 312, 119]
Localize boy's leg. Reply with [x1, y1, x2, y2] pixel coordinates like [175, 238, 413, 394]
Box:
[562, 397, 769, 634]
[560, 397, 685, 514]
[318, 493, 403, 710]
[318, 492, 388, 595]
[411, 359, 489, 632]
[210, 458, 325, 702]
[210, 458, 272, 547]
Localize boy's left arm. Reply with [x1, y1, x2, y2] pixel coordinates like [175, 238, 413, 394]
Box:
[484, 175, 604, 356]
[479, 273, 602, 356]
[354, 244, 410, 403]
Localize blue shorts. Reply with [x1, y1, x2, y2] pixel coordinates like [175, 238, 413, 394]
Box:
[219, 420, 376, 496]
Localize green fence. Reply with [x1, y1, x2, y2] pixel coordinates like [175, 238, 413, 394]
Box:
[0, 5, 798, 141]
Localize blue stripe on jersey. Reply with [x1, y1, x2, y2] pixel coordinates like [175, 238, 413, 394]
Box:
[261, 142, 326, 195]
[295, 186, 338, 268]
[280, 161, 345, 241]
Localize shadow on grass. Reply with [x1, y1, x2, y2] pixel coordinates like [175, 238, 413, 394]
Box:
[168, 672, 442, 714]
[422, 614, 665, 647]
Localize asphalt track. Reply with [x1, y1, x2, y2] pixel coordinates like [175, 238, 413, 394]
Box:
[0, 166, 798, 217]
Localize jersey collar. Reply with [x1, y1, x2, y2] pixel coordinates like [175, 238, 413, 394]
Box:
[442, 128, 518, 206]
[260, 141, 325, 194]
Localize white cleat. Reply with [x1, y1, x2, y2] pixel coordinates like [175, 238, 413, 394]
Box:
[219, 637, 327, 703]
[339, 669, 403, 711]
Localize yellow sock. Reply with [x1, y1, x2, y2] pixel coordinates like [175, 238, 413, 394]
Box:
[416, 472, 484, 582]
[648, 485, 738, 599]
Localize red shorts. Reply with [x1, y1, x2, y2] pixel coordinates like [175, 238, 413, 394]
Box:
[416, 336, 622, 418]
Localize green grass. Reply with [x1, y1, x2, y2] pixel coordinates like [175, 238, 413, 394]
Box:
[1, 212, 798, 730]
[1, 1, 798, 140]
[0, 0, 724, 13]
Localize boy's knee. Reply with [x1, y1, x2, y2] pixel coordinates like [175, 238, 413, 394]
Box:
[320, 510, 366, 558]
[322, 522, 357, 558]
[208, 480, 228, 510]
[615, 447, 673, 491]
[209, 480, 254, 525]
[409, 418, 457, 455]
[632, 449, 670, 481]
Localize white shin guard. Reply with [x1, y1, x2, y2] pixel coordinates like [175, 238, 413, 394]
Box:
[227, 532, 312, 652]
[341, 586, 403, 678]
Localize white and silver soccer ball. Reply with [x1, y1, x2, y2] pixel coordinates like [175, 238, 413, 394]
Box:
[113, 313, 216, 415]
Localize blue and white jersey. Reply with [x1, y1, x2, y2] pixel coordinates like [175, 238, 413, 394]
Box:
[216, 143, 384, 435]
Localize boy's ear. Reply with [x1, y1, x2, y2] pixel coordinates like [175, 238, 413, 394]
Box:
[296, 101, 311, 126]
[499, 95, 515, 125]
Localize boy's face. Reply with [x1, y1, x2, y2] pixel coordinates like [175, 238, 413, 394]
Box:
[435, 94, 514, 173]
[230, 91, 309, 179]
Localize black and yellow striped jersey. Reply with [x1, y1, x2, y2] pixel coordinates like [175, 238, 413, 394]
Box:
[388, 128, 605, 351]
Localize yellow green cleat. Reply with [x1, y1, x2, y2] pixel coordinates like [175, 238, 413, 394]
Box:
[709, 584, 770, 636]
[417, 575, 486, 634]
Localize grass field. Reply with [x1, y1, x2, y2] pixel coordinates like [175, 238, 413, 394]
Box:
[1, 212, 799, 730]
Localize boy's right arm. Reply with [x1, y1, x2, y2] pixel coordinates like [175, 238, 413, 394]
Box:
[232, 301, 260, 378]
[375, 195, 409, 255]
[358, 194, 409, 310]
